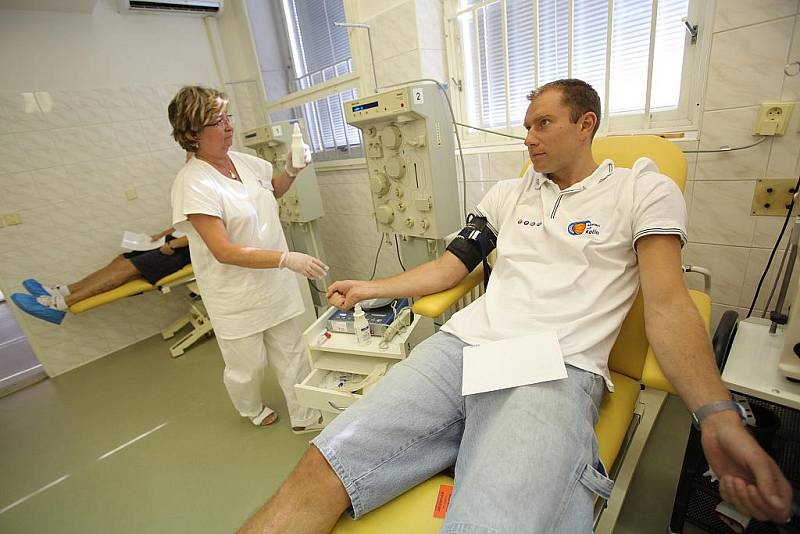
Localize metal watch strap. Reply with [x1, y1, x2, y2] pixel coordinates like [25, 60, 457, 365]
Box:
[691, 400, 747, 429]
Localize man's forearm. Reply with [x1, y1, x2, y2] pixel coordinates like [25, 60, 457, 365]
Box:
[645, 296, 731, 411]
[360, 255, 469, 299]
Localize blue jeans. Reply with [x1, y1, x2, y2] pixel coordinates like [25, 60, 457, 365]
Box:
[312, 331, 613, 533]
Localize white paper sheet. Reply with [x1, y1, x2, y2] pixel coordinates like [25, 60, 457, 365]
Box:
[462, 331, 567, 396]
[121, 231, 164, 252]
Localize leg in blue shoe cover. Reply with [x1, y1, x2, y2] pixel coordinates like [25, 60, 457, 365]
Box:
[11, 293, 66, 325]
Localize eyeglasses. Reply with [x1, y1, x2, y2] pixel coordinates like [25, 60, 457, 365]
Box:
[207, 114, 234, 128]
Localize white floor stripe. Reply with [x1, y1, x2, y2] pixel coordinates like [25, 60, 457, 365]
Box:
[0, 336, 25, 349]
[0, 364, 43, 384]
[0, 475, 70, 515]
[97, 422, 169, 460]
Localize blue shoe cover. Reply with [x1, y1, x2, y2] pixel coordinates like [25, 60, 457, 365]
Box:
[22, 278, 51, 297]
[11, 293, 66, 325]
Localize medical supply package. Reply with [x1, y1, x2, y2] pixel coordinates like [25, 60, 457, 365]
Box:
[327, 298, 410, 336]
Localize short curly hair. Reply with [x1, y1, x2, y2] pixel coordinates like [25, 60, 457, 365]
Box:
[168, 86, 229, 152]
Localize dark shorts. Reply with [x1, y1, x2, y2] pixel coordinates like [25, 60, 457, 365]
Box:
[123, 235, 191, 285]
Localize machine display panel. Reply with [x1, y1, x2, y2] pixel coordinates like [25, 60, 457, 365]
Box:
[352, 101, 379, 112]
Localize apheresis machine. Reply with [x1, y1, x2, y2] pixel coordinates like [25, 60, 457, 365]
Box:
[292, 83, 463, 424]
[344, 83, 462, 267]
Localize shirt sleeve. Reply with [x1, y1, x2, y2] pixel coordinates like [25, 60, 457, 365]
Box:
[171, 168, 223, 232]
[631, 159, 688, 249]
[475, 175, 525, 236]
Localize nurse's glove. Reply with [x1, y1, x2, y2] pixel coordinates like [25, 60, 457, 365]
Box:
[285, 144, 312, 177]
[279, 251, 329, 279]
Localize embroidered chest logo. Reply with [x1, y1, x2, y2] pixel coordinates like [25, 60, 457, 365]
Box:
[567, 220, 600, 236]
[256, 178, 270, 190]
[517, 219, 542, 227]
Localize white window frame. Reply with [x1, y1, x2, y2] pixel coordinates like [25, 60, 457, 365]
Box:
[444, 0, 714, 148]
[263, 0, 366, 161]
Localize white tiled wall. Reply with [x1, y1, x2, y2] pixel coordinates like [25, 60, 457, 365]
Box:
[683, 1, 800, 329]
[0, 84, 208, 376]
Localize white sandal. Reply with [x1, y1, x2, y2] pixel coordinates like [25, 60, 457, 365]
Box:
[291, 414, 325, 435]
[251, 406, 278, 426]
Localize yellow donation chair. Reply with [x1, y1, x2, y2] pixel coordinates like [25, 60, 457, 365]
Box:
[332, 135, 711, 533]
[69, 264, 213, 358]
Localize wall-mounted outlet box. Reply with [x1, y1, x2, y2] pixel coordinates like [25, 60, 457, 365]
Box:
[752, 178, 797, 216]
[754, 103, 795, 136]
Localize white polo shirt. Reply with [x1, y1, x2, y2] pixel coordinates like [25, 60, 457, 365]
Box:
[171, 151, 303, 340]
[440, 158, 687, 390]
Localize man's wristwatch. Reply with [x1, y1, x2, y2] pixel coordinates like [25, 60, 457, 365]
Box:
[691, 400, 747, 429]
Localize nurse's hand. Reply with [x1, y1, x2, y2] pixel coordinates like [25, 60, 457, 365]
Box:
[279, 251, 328, 279]
[285, 144, 312, 177]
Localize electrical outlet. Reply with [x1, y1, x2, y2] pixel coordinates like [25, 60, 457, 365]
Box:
[752, 178, 797, 216]
[125, 188, 138, 200]
[754, 103, 795, 136]
[3, 213, 22, 226]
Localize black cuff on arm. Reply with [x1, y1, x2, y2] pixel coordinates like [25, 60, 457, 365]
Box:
[445, 215, 498, 271]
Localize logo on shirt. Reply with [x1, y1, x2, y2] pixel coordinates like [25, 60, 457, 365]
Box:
[568, 220, 600, 236]
[517, 219, 542, 227]
[256, 178, 270, 190]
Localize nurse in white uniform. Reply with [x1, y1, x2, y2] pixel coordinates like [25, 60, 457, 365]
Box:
[168, 86, 325, 432]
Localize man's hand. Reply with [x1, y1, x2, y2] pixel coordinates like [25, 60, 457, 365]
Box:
[159, 243, 175, 255]
[701, 411, 792, 522]
[327, 280, 374, 310]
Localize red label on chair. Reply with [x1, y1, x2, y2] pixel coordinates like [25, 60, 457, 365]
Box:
[433, 484, 453, 518]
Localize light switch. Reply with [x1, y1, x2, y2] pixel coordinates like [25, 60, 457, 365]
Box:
[125, 188, 138, 200]
[3, 213, 22, 226]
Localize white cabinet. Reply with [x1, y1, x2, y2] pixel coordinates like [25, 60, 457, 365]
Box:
[295, 306, 434, 421]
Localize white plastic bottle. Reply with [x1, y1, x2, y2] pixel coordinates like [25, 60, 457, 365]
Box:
[353, 303, 371, 345]
[291, 123, 306, 171]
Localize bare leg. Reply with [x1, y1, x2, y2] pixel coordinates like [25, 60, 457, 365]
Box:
[68, 255, 133, 295]
[239, 446, 350, 534]
[65, 256, 141, 305]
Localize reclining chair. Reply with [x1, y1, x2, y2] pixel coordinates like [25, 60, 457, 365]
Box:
[69, 264, 213, 358]
[332, 135, 711, 533]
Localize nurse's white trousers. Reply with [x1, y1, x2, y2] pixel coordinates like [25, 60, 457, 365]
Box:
[216, 317, 318, 427]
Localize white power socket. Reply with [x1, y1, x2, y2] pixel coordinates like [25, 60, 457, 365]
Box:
[754, 102, 795, 135]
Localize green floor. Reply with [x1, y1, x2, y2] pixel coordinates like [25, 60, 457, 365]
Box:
[0, 332, 709, 533]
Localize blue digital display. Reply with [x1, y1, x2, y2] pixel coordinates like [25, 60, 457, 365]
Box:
[352, 101, 379, 112]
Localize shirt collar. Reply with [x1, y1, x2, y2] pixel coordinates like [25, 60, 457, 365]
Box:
[528, 159, 616, 192]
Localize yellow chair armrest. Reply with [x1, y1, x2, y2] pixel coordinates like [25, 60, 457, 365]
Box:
[641, 289, 712, 394]
[412, 265, 484, 318]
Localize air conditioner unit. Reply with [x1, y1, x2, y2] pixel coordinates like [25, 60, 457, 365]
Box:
[119, 0, 224, 16]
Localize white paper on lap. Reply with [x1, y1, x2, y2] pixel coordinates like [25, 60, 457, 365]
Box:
[462, 331, 567, 396]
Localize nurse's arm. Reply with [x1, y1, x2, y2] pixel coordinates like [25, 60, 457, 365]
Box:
[187, 213, 283, 268]
[637, 234, 792, 522]
[327, 251, 469, 310]
[271, 168, 295, 199]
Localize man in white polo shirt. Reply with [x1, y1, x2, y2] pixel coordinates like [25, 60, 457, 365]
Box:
[241, 79, 792, 533]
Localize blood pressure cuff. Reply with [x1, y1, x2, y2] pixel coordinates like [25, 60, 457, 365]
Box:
[446, 214, 498, 288]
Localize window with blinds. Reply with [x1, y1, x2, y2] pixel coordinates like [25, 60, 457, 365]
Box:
[281, 0, 362, 157]
[453, 0, 697, 133]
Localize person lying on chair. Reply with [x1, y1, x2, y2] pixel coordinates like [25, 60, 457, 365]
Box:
[240, 79, 792, 534]
[11, 227, 190, 325]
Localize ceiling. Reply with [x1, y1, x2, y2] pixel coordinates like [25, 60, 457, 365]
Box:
[0, 0, 97, 13]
